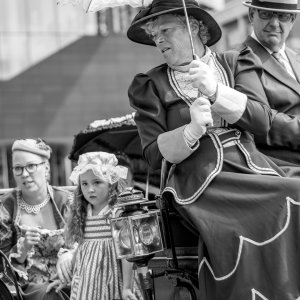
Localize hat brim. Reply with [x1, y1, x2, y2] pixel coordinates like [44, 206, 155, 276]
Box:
[127, 6, 222, 47]
[243, 1, 300, 13]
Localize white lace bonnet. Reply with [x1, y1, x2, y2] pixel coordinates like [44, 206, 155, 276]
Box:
[69, 151, 128, 185]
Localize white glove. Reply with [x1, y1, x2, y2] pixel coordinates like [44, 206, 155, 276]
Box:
[184, 97, 213, 144]
[188, 58, 217, 97]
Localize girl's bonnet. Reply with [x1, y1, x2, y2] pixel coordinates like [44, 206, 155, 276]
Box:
[69, 151, 128, 185]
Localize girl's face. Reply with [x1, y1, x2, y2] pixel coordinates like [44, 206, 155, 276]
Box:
[80, 169, 110, 214]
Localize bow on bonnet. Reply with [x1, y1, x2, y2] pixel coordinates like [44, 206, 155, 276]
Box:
[69, 152, 128, 185]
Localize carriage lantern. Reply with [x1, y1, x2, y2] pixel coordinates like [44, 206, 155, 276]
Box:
[111, 188, 163, 260]
[111, 188, 164, 300]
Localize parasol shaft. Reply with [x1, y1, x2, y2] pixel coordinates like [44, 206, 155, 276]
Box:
[84, 0, 93, 12]
[145, 167, 150, 199]
[181, 0, 196, 59]
[181, 0, 213, 129]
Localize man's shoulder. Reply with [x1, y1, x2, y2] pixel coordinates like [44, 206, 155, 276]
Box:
[217, 43, 263, 74]
[286, 46, 300, 57]
[219, 43, 260, 64]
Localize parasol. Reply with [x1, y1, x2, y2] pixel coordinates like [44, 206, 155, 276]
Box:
[57, 0, 197, 58]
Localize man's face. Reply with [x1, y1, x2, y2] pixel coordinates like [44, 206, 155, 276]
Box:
[250, 8, 296, 52]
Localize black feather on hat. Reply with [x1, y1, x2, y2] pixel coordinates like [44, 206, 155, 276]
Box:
[127, 0, 222, 47]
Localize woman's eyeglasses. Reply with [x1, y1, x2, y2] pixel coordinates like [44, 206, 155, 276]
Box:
[12, 162, 45, 176]
[257, 10, 293, 22]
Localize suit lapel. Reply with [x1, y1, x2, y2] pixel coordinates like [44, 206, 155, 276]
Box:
[286, 47, 300, 82]
[244, 36, 300, 96]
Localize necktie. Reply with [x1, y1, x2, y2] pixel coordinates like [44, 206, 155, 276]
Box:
[272, 52, 287, 70]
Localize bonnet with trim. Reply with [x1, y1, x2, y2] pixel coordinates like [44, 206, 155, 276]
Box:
[69, 151, 128, 185]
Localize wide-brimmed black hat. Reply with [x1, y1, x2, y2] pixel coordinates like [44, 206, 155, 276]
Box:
[243, 0, 300, 13]
[127, 0, 222, 47]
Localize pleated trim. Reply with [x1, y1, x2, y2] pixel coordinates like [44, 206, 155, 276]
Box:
[163, 132, 223, 205]
[236, 140, 281, 176]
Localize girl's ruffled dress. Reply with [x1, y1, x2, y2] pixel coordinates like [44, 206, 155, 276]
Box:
[71, 205, 142, 300]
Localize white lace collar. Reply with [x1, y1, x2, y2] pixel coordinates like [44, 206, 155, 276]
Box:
[167, 47, 229, 128]
[87, 204, 110, 217]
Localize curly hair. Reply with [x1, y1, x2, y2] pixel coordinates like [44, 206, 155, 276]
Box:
[64, 181, 121, 247]
[142, 14, 211, 45]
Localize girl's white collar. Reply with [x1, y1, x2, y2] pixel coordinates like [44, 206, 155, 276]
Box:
[87, 204, 110, 216]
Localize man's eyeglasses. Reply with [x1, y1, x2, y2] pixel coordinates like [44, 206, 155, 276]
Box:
[257, 10, 293, 22]
[12, 162, 45, 176]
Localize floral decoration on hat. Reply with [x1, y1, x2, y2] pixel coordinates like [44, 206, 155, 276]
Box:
[69, 151, 128, 185]
[12, 138, 52, 159]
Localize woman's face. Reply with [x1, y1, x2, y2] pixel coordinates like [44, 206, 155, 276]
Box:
[12, 150, 48, 193]
[150, 14, 194, 68]
[80, 169, 110, 213]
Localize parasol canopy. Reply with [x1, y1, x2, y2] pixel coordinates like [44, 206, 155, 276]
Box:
[57, 0, 206, 71]
[57, 0, 152, 12]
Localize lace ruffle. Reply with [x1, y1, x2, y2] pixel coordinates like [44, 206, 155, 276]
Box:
[8, 237, 32, 281]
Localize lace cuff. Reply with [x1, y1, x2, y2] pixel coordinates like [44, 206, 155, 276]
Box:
[57, 243, 78, 258]
[9, 237, 33, 260]
[8, 237, 33, 281]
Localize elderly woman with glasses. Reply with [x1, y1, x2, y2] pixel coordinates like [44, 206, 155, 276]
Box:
[0, 138, 72, 300]
[128, 0, 300, 298]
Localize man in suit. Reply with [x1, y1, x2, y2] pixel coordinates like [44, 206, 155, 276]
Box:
[241, 0, 300, 168]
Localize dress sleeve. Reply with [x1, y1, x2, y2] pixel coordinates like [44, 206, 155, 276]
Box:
[222, 47, 273, 135]
[129, 73, 199, 168]
[129, 73, 166, 170]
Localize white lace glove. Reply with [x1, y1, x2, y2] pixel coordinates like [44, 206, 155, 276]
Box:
[188, 58, 218, 98]
[184, 97, 213, 146]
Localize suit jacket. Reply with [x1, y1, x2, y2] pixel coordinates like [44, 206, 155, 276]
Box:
[241, 36, 300, 165]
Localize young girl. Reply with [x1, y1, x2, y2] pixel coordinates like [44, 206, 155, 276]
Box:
[63, 151, 140, 300]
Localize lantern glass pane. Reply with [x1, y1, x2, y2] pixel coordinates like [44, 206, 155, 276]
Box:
[130, 211, 163, 257]
[111, 217, 134, 259]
